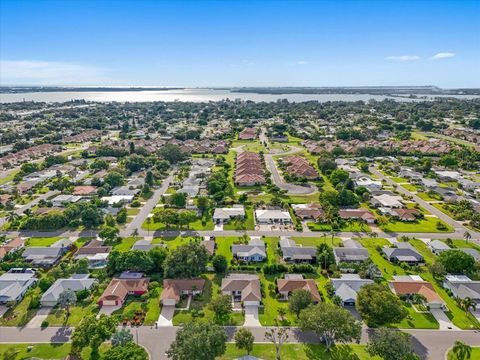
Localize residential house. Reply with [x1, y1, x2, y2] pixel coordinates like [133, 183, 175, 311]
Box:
[131, 240, 165, 252]
[221, 274, 261, 306]
[443, 275, 480, 304]
[428, 240, 451, 255]
[74, 240, 111, 269]
[331, 274, 374, 306]
[51, 195, 82, 207]
[458, 179, 480, 192]
[111, 186, 140, 197]
[235, 152, 265, 186]
[160, 279, 206, 306]
[72, 186, 97, 196]
[279, 237, 316, 263]
[40, 274, 96, 307]
[98, 275, 149, 307]
[0, 268, 37, 304]
[238, 127, 257, 140]
[276, 274, 321, 303]
[213, 206, 245, 224]
[371, 194, 403, 208]
[380, 208, 421, 221]
[201, 238, 216, 256]
[232, 238, 266, 263]
[338, 209, 376, 224]
[0, 237, 25, 260]
[22, 242, 70, 267]
[421, 178, 439, 189]
[292, 203, 325, 221]
[458, 248, 480, 261]
[398, 168, 423, 182]
[333, 240, 370, 264]
[389, 275, 445, 309]
[101, 195, 134, 205]
[354, 177, 382, 192]
[435, 170, 462, 182]
[281, 156, 319, 180]
[382, 242, 424, 265]
[255, 209, 292, 224]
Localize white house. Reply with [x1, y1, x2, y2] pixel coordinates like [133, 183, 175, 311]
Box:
[354, 177, 382, 191]
[427, 240, 451, 255]
[51, 195, 82, 207]
[213, 206, 245, 224]
[255, 209, 292, 224]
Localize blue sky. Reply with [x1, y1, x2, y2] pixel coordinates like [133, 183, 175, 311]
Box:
[1, 0, 479, 87]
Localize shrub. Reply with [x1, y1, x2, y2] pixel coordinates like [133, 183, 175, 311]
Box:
[131, 200, 141, 208]
[41, 320, 49, 328]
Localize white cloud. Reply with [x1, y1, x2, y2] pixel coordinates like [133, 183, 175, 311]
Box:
[0, 60, 111, 85]
[385, 55, 420, 61]
[296, 60, 307, 65]
[430, 52, 456, 60]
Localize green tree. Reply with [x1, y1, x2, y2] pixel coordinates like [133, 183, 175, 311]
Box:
[166, 322, 227, 360]
[116, 208, 127, 224]
[264, 326, 289, 360]
[148, 246, 168, 273]
[234, 328, 254, 355]
[111, 328, 133, 347]
[288, 289, 313, 318]
[178, 210, 197, 229]
[99, 226, 119, 243]
[71, 315, 117, 356]
[451, 340, 472, 360]
[145, 171, 154, 186]
[438, 250, 475, 275]
[299, 303, 361, 351]
[164, 243, 209, 278]
[209, 295, 232, 323]
[170, 192, 187, 208]
[356, 283, 407, 327]
[103, 342, 148, 360]
[104, 171, 125, 187]
[212, 254, 228, 273]
[367, 327, 417, 360]
[58, 289, 77, 317]
[81, 206, 103, 228]
[317, 243, 335, 269]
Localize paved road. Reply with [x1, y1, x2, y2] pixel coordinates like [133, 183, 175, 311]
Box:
[121, 174, 173, 237]
[260, 128, 317, 195]
[2, 326, 480, 360]
[371, 166, 479, 237]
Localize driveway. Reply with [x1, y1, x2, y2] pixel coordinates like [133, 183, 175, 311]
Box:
[122, 174, 173, 237]
[157, 305, 175, 327]
[0, 306, 8, 317]
[243, 305, 261, 327]
[26, 307, 52, 328]
[430, 308, 459, 330]
[214, 223, 223, 231]
[97, 305, 122, 317]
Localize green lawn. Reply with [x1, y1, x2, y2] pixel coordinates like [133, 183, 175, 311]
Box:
[126, 208, 141, 216]
[416, 192, 442, 201]
[264, 237, 280, 264]
[152, 236, 200, 250]
[144, 216, 214, 231]
[231, 140, 266, 153]
[392, 302, 439, 329]
[403, 183, 421, 192]
[172, 274, 244, 326]
[112, 236, 138, 252]
[357, 237, 402, 280]
[390, 176, 408, 183]
[46, 287, 103, 326]
[0, 288, 42, 326]
[259, 274, 297, 326]
[0, 343, 109, 359]
[447, 347, 480, 360]
[380, 216, 453, 233]
[219, 343, 379, 360]
[0, 170, 18, 185]
[25, 236, 62, 247]
[215, 236, 242, 263]
[307, 221, 371, 233]
[112, 291, 161, 326]
[291, 236, 342, 247]
[223, 206, 255, 230]
[439, 239, 480, 251]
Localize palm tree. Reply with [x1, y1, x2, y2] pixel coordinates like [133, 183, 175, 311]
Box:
[464, 231, 472, 244]
[7, 211, 18, 223]
[461, 297, 476, 313]
[452, 340, 472, 360]
[146, 217, 152, 237]
[265, 325, 289, 360]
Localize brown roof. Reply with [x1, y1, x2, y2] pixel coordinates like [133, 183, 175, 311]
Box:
[276, 278, 321, 302]
[201, 240, 216, 255]
[161, 279, 206, 302]
[0, 237, 24, 259]
[393, 208, 421, 220]
[75, 240, 111, 256]
[339, 209, 375, 220]
[390, 280, 444, 304]
[221, 274, 261, 302]
[73, 186, 97, 195]
[98, 278, 150, 303]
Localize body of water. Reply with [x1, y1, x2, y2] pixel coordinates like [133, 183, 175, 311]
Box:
[1, 88, 479, 103]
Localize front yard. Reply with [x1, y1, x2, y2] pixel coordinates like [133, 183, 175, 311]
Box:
[380, 216, 453, 233]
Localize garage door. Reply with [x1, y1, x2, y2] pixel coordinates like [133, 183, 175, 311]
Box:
[102, 300, 117, 306]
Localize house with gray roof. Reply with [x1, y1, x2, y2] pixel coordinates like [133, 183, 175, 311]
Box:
[279, 237, 316, 263]
[331, 274, 373, 306]
[333, 239, 369, 264]
[0, 268, 37, 304]
[232, 238, 266, 263]
[131, 239, 165, 252]
[213, 206, 245, 224]
[443, 275, 480, 304]
[428, 240, 451, 255]
[382, 242, 423, 265]
[40, 274, 96, 307]
[458, 248, 480, 261]
[22, 245, 69, 267]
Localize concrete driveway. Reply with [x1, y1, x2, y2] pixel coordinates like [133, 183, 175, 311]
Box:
[243, 305, 261, 327]
[430, 308, 459, 330]
[97, 305, 122, 317]
[157, 305, 175, 327]
[26, 307, 52, 328]
[0, 306, 9, 317]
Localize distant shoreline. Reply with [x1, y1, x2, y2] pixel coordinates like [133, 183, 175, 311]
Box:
[1, 86, 480, 95]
